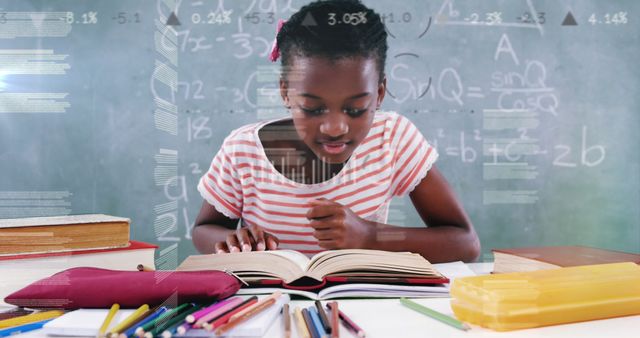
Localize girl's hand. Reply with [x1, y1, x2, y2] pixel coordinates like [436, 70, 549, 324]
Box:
[213, 223, 279, 254]
[306, 198, 375, 249]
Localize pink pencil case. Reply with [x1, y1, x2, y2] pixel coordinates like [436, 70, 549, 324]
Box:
[4, 267, 241, 309]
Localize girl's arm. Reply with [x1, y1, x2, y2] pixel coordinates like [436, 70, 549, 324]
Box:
[373, 166, 480, 262]
[307, 166, 481, 263]
[192, 201, 279, 254]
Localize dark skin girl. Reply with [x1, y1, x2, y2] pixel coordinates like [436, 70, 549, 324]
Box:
[192, 55, 481, 263]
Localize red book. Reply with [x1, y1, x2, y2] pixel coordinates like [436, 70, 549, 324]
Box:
[492, 245, 640, 273]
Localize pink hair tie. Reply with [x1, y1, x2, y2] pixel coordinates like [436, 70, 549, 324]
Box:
[269, 19, 286, 62]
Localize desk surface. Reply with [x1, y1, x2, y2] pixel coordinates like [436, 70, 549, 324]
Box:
[3, 262, 639, 338]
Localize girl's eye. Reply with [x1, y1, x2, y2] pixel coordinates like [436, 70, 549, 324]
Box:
[300, 107, 325, 116]
[344, 108, 367, 117]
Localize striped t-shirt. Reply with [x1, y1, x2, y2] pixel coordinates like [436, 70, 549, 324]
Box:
[198, 111, 438, 255]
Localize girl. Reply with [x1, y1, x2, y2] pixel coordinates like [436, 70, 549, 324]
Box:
[192, 0, 480, 263]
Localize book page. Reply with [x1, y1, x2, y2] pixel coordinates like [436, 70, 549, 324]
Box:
[318, 283, 449, 300]
[236, 287, 318, 300]
[177, 250, 307, 283]
[265, 250, 310, 272]
[0, 214, 130, 228]
[306, 249, 443, 280]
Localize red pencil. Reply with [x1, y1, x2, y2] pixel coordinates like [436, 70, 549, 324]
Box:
[214, 297, 278, 335]
[328, 302, 339, 338]
[327, 304, 364, 338]
[203, 297, 258, 331]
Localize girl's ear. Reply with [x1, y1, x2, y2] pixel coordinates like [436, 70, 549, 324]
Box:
[280, 77, 291, 108]
[376, 75, 387, 109]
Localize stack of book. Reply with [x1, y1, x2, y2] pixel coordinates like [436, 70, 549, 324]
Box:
[0, 214, 156, 305]
[177, 249, 452, 299]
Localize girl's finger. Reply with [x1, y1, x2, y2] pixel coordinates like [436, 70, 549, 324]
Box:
[312, 229, 337, 241]
[317, 239, 338, 249]
[248, 226, 266, 251]
[306, 204, 338, 220]
[265, 233, 280, 250]
[236, 228, 253, 252]
[226, 233, 241, 253]
[214, 241, 230, 254]
[308, 217, 336, 230]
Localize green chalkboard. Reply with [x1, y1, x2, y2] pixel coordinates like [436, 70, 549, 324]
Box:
[0, 0, 638, 266]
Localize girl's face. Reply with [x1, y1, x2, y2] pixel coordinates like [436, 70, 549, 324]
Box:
[280, 55, 386, 164]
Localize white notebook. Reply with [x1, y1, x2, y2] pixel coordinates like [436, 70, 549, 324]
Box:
[177, 294, 290, 338]
[236, 261, 476, 300]
[42, 309, 137, 336]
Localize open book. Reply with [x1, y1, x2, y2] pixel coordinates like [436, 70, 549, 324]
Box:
[176, 249, 448, 291]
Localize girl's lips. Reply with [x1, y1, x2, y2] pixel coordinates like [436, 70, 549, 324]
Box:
[321, 142, 348, 154]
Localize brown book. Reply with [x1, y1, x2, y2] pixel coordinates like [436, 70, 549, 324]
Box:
[0, 214, 129, 255]
[492, 246, 640, 273]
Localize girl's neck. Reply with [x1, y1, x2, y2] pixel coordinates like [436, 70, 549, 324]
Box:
[258, 119, 346, 185]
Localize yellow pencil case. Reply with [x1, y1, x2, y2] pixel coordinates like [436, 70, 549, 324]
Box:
[450, 262, 640, 331]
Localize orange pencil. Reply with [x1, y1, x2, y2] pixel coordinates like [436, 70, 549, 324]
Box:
[214, 297, 277, 335]
[229, 291, 281, 321]
[203, 297, 258, 331]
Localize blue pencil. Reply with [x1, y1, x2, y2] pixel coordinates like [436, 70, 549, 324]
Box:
[0, 318, 53, 337]
[123, 306, 167, 338]
[308, 307, 327, 338]
[302, 308, 320, 338]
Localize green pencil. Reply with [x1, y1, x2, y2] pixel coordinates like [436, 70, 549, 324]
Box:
[136, 303, 192, 336]
[145, 304, 201, 338]
[399, 298, 470, 331]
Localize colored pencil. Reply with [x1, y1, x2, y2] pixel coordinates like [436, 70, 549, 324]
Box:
[302, 308, 319, 338]
[136, 303, 191, 336]
[0, 318, 53, 337]
[185, 299, 223, 323]
[159, 305, 203, 338]
[112, 307, 158, 338]
[309, 307, 327, 338]
[214, 296, 278, 335]
[99, 304, 120, 336]
[0, 310, 64, 329]
[123, 306, 166, 338]
[0, 308, 33, 321]
[315, 300, 332, 334]
[193, 297, 243, 328]
[175, 321, 193, 335]
[144, 304, 200, 338]
[283, 303, 291, 338]
[400, 298, 470, 331]
[203, 296, 258, 331]
[108, 304, 149, 334]
[114, 307, 159, 338]
[229, 292, 281, 321]
[328, 302, 339, 338]
[294, 307, 310, 338]
[327, 304, 365, 338]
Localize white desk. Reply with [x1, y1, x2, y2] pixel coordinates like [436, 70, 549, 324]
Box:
[3, 263, 639, 338]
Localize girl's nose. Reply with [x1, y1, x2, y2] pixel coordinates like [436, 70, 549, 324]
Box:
[319, 113, 349, 137]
